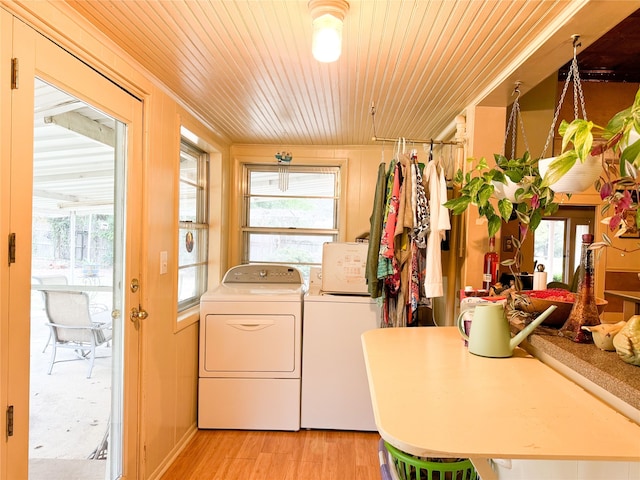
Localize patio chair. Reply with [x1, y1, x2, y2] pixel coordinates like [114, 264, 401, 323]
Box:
[32, 274, 69, 352]
[42, 289, 112, 379]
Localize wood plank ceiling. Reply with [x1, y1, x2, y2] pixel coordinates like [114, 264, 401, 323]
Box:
[58, 1, 640, 146]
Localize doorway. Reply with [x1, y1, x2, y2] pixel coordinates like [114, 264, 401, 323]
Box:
[534, 206, 596, 285]
[1, 15, 143, 480]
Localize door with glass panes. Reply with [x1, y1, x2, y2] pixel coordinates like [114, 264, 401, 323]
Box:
[1, 13, 143, 480]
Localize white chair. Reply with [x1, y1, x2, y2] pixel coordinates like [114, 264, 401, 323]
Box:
[32, 274, 69, 352]
[42, 290, 112, 378]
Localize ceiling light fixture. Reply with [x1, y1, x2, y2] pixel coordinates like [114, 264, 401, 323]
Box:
[308, 0, 349, 63]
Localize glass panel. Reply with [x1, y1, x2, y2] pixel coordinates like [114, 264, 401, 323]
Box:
[574, 224, 590, 270]
[247, 233, 333, 264]
[248, 197, 335, 228]
[180, 152, 198, 184]
[534, 220, 565, 283]
[178, 227, 206, 265]
[179, 182, 197, 222]
[178, 266, 198, 303]
[31, 79, 121, 479]
[249, 170, 336, 197]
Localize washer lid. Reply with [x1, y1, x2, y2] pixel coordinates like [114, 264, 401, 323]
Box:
[305, 286, 375, 304]
[201, 283, 304, 302]
[222, 264, 304, 286]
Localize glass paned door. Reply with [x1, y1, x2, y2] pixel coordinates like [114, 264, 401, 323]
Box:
[2, 17, 142, 480]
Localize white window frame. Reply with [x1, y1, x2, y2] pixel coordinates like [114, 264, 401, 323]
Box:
[241, 163, 341, 275]
[177, 138, 209, 312]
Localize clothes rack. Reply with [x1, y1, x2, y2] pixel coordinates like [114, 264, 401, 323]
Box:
[371, 135, 463, 146]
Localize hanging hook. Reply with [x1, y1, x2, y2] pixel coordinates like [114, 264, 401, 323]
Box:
[571, 34, 581, 60]
[512, 81, 522, 99]
[572, 34, 581, 49]
[370, 101, 378, 140]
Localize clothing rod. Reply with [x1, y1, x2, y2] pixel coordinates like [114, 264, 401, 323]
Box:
[371, 135, 464, 146]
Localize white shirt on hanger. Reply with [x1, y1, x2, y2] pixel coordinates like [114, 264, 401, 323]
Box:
[424, 161, 451, 298]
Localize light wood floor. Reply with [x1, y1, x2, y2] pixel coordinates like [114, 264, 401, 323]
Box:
[159, 429, 382, 480]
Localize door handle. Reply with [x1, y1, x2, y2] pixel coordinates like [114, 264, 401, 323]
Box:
[130, 306, 148, 322]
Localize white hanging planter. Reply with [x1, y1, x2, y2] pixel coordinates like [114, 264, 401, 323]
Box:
[491, 178, 530, 203]
[620, 127, 640, 151]
[538, 155, 601, 194]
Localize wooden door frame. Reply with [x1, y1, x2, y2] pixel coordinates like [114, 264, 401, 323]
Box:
[0, 15, 144, 480]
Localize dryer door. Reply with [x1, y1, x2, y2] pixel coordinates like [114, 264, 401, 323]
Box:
[202, 314, 296, 374]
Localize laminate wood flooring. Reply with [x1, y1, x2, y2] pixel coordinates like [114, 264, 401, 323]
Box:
[160, 429, 382, 480]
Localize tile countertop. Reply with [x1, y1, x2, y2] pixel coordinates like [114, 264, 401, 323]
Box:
[521, 331, 640, 421]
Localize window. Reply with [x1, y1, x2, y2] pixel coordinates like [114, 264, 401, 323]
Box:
[178, 139, 209, 311]
[242, 164, 340, 280]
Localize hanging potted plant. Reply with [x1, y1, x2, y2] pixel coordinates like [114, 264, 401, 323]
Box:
[538, 121, 603, 194]
[445, 151, 558, 289]
[540, 82, 640, 256]
[445, 151, 557, 238]
[445, 86, 560, 290]
[542, 91, 640, 186]
[538, 35, 602, 194]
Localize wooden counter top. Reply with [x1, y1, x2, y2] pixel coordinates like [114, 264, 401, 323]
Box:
[362, 327, 640, 475]
[605, 290, 640, 301]
[605, 290, 640, 320]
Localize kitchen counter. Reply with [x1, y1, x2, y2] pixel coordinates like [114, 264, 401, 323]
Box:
[362, 327, 640, 480]
[522, 331, 640, 417]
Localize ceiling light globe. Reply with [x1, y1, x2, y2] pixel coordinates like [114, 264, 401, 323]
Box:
[312, 14, 343, 62]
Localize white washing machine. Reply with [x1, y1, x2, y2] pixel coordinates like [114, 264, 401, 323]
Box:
[301, 286, 380, 431]
[199, 264, 304, 431]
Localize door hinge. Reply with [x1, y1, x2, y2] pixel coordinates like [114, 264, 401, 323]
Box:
[11, 58, 18, 89]
[6, 405, 14, 437]
[8, 233, 16, 265]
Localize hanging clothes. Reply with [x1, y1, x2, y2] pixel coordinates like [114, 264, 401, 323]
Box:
[423, 161, 451, 298]
[391, 152, 415, 328]
[366, 161, 387, 299]
[377, 158, 401, 293]
[369, 137, 453, 326]
[412, 152, 429, 248]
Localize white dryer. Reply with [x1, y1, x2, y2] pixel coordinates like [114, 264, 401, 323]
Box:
[199, 264, 304, 431]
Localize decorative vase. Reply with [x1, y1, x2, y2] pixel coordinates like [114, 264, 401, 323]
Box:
[559, 233, 601, 343]
[538, 155, 601, 194]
